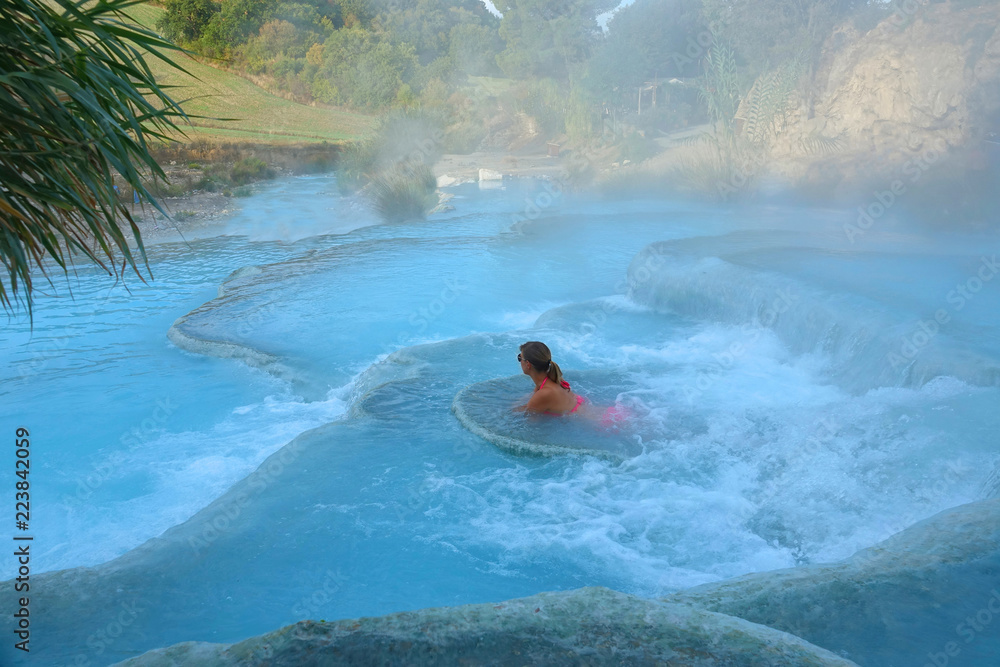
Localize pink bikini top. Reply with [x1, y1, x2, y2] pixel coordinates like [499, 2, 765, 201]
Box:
[538, 376, 571, 391]
[538, 376, 584, 414]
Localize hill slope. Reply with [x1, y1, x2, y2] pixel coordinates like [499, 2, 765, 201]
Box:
[125, 3, 372, 144]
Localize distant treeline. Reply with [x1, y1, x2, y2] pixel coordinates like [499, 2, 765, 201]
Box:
[157, 0, 501, 109]
[155, 0, 989, 147]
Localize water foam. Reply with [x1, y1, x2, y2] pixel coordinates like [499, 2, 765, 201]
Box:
[30, 387, 348, 576]
[628, 233, 1000, 392]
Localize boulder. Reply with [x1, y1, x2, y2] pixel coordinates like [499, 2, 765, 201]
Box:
[665, 499, 1000, 667]
[478, 167, 504, 182]
[114, 587, 858, 666]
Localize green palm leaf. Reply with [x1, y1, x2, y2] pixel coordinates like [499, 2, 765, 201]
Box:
[1, 0, 191, 321]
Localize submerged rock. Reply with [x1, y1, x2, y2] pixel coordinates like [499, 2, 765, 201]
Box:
[664, 499, 1000, 667]
[114, 587, 858, 666]
[451, 371, 645, 461]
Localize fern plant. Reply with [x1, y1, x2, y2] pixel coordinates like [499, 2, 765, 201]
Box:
[739, 59, 802, 148]
[799, 132, 844, 155]
[679, 46, 803, 200]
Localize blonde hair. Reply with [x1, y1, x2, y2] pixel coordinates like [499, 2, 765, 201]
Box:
[520, 341, 565, 388]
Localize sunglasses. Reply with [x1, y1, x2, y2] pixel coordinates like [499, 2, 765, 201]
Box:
[517, 353, 523, 362]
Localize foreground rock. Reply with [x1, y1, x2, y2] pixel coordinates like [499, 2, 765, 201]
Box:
[665, 499, 1000, 667]
[115, 587, 857, 666]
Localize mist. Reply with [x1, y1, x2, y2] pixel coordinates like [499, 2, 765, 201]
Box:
[2, 0, 999, 665]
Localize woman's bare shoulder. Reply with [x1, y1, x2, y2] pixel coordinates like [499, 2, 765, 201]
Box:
[526, 387, 558, 411]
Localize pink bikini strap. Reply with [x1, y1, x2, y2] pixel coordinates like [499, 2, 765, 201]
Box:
[539, 376, 571, 391]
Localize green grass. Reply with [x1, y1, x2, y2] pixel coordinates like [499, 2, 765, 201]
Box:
[124, 3, 372, 144]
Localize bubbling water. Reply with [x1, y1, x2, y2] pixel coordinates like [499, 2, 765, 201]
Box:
[2, 177, 997, 666]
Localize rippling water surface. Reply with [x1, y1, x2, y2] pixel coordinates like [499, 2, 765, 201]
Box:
[2, 175, 997, 664]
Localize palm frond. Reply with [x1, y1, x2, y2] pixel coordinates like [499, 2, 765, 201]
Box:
[697, 42, 742, 141]
[0, 0, 190, 321]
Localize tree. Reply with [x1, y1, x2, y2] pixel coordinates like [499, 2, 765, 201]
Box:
[449, 23, 503, 77]
[157, 0, 218, 43]
[585, 0, 703, 111]
[331, 0, 371, 28]
[701, 0, 868, 80]
[202, 0, 279, 51]
[369, 0, 498, 67]
[495, 0, 619, 80]
[316, 28, 417, 109]
[701, 0, 876, 120]
[1, 0, 188, 318]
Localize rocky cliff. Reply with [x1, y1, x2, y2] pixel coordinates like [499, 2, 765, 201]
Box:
[771, 0, 1000, 207]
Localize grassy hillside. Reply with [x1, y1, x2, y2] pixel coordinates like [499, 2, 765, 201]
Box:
[125, 3, 372, 144]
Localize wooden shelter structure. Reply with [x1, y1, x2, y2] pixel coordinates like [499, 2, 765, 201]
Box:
[637, 78, 691, 115]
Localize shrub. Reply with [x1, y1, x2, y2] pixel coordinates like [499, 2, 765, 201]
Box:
[195, 176, 219, 191]
[511, 78, 565, 136]
[367, 162, 437, 223]
[618, 131, 656, 164]
[230, 157, 275, 184]
[565, 88, 599, 142]
[299, 153, 335, 174]
[335, 138, 375, 194]
[336, 108, 443, 193]
[443, 121, 484, 154]
[146, 180, 188, 198]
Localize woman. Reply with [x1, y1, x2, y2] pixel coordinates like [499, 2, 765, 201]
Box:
[515, 341, 585, 415]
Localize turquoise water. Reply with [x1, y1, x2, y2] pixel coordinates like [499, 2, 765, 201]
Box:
[2, 175, 998, 664]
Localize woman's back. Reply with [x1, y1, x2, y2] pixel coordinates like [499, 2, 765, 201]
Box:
[536, 376, 585, 415]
